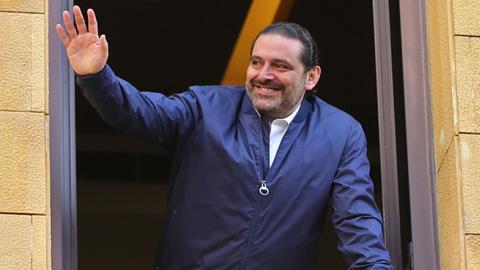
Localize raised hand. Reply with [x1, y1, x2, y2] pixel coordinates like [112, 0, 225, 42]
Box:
[56, 6, 108, 75]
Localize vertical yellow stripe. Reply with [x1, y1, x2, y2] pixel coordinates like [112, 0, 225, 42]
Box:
[221, 0, 295, 85]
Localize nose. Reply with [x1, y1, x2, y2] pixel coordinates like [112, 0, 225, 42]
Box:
[258, 65, 274, 80]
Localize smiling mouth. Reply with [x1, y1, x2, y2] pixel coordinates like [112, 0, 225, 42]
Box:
[252, 81, 283, 95]
[252, 86, 280, 97]
[255, 85, 278, 92]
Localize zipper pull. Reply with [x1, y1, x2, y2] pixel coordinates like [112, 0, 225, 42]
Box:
[259, 180, 269, 196]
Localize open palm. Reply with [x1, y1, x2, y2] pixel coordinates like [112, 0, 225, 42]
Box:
[56, 6, 108, 75]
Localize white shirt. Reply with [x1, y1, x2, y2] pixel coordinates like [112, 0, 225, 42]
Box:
[269, 105, 301, 167]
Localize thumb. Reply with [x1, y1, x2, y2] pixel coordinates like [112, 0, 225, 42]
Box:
[99, 34, 109, 54]
[100, 34, 108, 50]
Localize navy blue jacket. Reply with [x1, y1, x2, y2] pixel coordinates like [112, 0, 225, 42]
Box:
[77, 65, 392, 269]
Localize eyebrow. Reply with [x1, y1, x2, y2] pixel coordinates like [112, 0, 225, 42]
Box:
[272, 58, 294, 67]
[250, 55, 294, 67]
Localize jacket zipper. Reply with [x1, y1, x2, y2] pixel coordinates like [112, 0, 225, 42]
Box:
[239, 116, 269, 270]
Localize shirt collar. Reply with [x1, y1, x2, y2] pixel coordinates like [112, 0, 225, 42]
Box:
[279, 103, 301, 125]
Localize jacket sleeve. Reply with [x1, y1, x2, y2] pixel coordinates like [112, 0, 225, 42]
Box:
[76, 65, 201, 146]
[331, 121, 393, 269]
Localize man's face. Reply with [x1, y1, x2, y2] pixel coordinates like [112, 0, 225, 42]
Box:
[245, 34, 312, 121]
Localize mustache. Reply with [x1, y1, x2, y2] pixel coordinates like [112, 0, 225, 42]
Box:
[251, 80, 284, 90]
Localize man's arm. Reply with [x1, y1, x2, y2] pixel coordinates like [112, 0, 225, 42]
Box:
[331, 121, 393, 269]
[76, 65, 201, 145]
[57, 6, 200, 145]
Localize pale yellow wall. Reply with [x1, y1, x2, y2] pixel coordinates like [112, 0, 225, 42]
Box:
[454, 0, 480, 268]
[0, 0, 50, 269]
[428, 0, 480, 269]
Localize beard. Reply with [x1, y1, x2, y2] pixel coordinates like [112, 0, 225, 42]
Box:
[246, 79, 305, 121]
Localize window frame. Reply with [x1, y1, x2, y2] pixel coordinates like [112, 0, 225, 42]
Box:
[372, 0, 404, 268]
[49, 0, 78, 269]
[398, 0, 441, 268]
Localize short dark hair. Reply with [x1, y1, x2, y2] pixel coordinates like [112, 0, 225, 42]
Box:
[252, 22, 319, 72]
[252, 22, 320, 95]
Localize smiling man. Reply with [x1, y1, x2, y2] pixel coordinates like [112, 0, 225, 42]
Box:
[57, 6, 392, 270]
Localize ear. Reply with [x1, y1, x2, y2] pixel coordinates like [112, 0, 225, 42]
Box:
[304, 66, 321, 91]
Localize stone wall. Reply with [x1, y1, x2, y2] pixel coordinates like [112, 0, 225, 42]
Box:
[0, 1, 50, 269]
[428, 0, 480, 268]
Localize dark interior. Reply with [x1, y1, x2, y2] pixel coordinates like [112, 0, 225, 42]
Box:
[75, 1, 382, 269]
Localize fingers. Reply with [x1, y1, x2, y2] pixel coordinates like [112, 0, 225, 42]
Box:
[87, 9, 98, 36]
[55, 24, 71, 48]
[62, 10, 78, 39]
[61, 6, 99, 39]
[73, 5, 88, 34]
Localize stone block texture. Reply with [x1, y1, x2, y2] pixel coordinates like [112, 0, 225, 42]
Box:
[455, 36, 480, 133]
[0, 1, 49, 269]
[453, 0, 480, 36]
[460, 134, 480, 233]
[428, 0, 457, 170]
[33, 216, 47, 270]
[437, 137, 465, 270]
[466, 234, 480, 269]
[0, 215, 32, 270]
[0, 112, 46, 214]
[0, 12, 45, 112]
[465, 234, 480, 270]
[0, 0, 43, 13]
[0, 214, 47, 270]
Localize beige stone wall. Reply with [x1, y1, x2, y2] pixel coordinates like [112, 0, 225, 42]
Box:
[0, 1, 50, 269]
[428, 0, 480, 269]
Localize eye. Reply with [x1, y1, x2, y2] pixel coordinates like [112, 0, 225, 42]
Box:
[250, 59, 261, 67]
[249, 57, 265, 69]
[273, 63, 290, 71]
